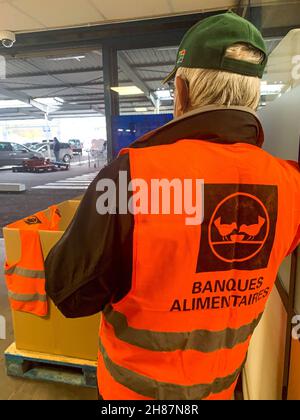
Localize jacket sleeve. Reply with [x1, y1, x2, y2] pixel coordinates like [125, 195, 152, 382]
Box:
[45, 153, 133, 318]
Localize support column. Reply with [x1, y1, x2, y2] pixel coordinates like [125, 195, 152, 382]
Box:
[102, 45, 119, 163]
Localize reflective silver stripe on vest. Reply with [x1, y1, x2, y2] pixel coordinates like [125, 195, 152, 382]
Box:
[8, 291, 47, 302]
[103, 305, 263, 352]
[5, 266, 45, 279]
[99, 339, 244, 399]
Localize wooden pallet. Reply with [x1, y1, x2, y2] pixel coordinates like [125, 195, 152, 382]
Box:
[5, 343, 97, 388]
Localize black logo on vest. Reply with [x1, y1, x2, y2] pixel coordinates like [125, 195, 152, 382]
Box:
[24, 216, 42, 225]
[196, 184, 278, 272]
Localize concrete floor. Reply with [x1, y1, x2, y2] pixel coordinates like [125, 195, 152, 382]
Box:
[0, 239, 98, 400]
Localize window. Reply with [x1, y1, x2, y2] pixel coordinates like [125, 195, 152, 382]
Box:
[0, 142, 12, 152]
[11, 143, 28, 152]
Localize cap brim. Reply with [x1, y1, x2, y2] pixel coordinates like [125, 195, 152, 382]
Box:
[162, 67, 177, 84]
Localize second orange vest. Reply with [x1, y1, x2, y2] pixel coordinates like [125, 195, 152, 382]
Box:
[4, 205, 61, 317]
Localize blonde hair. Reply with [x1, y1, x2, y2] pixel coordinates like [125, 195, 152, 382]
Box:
[176, 43, 264, 110]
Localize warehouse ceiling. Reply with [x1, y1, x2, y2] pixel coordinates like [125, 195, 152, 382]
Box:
[0, 1, 289, 33]
[0, 38, 283, 121]
[0, 1, 298, 120]
[0, 47, 179, 120]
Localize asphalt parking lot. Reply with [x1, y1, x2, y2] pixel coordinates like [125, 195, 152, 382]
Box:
[0, 157, 105, 236]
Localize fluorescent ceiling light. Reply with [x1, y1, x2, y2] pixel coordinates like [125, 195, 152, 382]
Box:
[111, 86, 144, 95]
[135, 107, 148, 112]
[0, 100, 31, 109]
[155, 89, 173, 100]
[48, 56, 85, 61]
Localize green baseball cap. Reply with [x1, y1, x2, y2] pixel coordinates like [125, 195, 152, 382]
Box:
[163, 11, 267, 83]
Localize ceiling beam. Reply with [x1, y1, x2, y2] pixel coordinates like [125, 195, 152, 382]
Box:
[0, 104, 102, 114]
[0, 93, 102, 117]
[118, 52, 150, 96]
[236, 0, 250, 18]
[0, 111, 103, 121]
[0, 86, 48, 113]
[4, 62, 175, 81]
[17, 108, 44, 118]
[0, 13, 211, 55]
[52, 92, 104, 98]
[51, 104, 101, 111]
[118, 52, 156, 106]
[39, 92, 157, 101]
[4, 76, 164, 93]
[4, 67, 103, 80]
[22, 56, 103, 116]
[7, 81, 103, 92]
[46, 102, 103, 115]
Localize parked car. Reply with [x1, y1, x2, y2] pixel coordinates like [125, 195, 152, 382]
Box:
[0, 142, 44, 167]
[68, 139, 83, 155]
[30, 142, 73, 163]
[24, 142, 40, 149]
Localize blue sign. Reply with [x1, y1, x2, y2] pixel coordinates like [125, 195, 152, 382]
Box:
[112, 114, 173, 158]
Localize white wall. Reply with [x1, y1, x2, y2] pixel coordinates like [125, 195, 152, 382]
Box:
[243, 287, 287, 400]
[244, 77, 300, 401]
[258, 85, 300, 161]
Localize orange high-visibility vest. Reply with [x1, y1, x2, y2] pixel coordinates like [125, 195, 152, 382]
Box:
[4, 206, 61, 317]
[5, 229, 48, 316]
[98, 140, 300, 400]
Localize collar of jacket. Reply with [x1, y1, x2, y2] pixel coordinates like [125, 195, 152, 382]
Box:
[129, 105, 264, 149]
